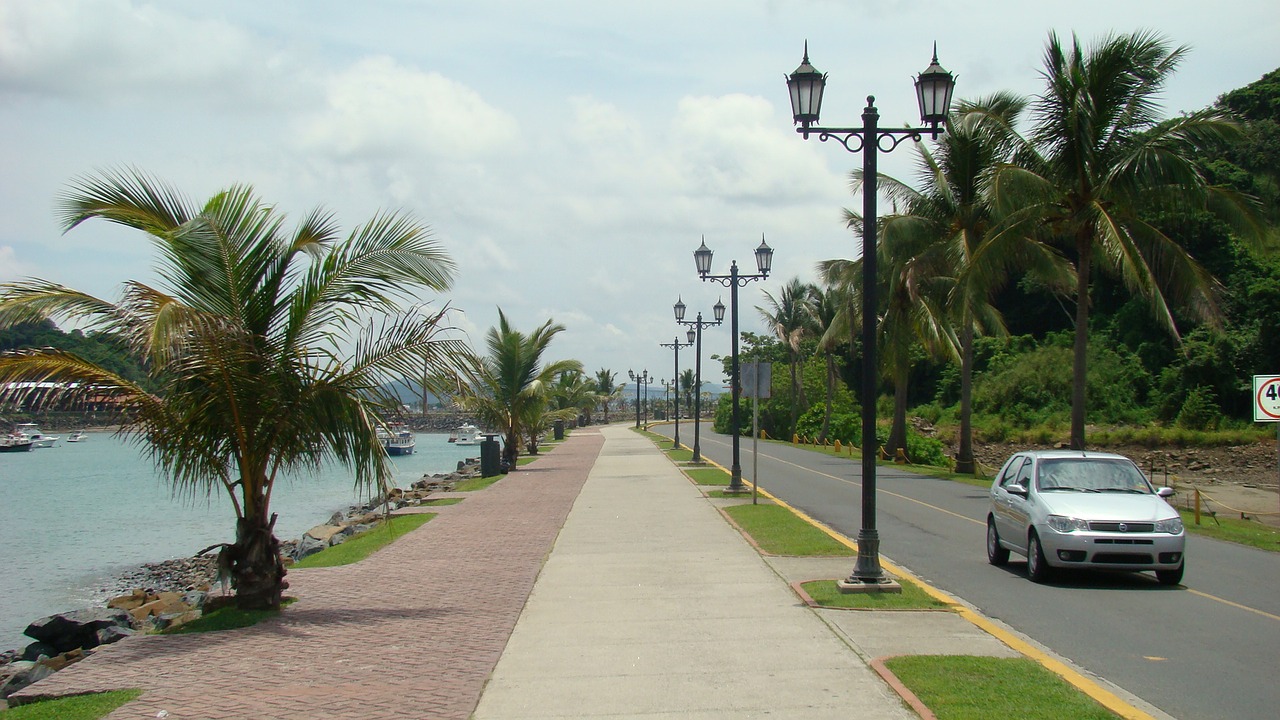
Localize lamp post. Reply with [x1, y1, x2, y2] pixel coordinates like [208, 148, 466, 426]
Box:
[659, 336, 693, 450]
[674, 297, 724, 463]
[786, 42, 956, 585]
[694, 236, 774, 492]
[628, 369, 649, 429]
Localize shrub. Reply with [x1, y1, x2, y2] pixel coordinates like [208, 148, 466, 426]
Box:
[1176, 386, 1220, 430]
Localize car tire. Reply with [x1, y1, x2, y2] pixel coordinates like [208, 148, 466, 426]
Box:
[987, 518, 1009, 566]
[1027, 532, 1052, 583]
[1156, 562, 1184, 586]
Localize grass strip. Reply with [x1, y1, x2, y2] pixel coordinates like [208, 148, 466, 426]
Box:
[685, 467, 731, 486]
[453, 475, 503, 492]
[800, 579, 950, 610]
[1178, 509, 1280, 551]
[293, 513, 435, 568]
[516, 456, 538, 466]
[723, 503, 854, 556]
[885, 656, 1119, 720]
[666, 447, 694, 462]
[166, 598, 296, 634]
[4, 689, 142, 719]
[420, 497, 463, 506]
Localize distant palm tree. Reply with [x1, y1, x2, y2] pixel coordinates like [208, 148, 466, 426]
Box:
[594, 368, 618, 423]
[552, 369, 600, 426]
[993, 31, 1260, 449]
[458, 310, 579, 467]
[0, 168, 465, 610]
[808, 285, 842, 443]
[679, 368, 697, 416]
[757, 277, 817, 436]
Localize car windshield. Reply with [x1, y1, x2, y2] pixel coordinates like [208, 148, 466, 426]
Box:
[1035, 458, 1152, 494]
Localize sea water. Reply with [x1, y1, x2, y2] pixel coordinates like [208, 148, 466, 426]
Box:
[0, 432, 481, 651]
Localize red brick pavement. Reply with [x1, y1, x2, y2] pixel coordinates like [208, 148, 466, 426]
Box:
[11, 430, 605, 720]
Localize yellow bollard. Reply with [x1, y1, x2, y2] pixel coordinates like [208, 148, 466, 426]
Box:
[792, 433, 799, 444]
[1194, 488, 1202, 526]
[834, 439, 842, 453]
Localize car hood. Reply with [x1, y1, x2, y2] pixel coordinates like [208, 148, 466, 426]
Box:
[1033, 493, 1177, 521]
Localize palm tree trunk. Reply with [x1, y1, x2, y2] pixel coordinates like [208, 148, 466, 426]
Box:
[887, 373, 909, 456]
[789, 357, 800, 436]
[819, 352, 835, 443]
[229, 512, 287, 610]
[1071, 232, 1092, 450]
[955, 320, 976, 473]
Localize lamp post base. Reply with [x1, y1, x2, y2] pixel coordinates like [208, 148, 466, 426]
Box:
[841, 529, 901, 593]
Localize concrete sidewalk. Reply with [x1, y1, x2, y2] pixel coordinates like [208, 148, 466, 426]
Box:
[472, 425, 919, 719]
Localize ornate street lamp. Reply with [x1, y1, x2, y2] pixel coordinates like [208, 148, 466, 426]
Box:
[659, 334, 694, 450]
[675, 297, 725, 463]
[694, 236, 773, 492]
[628, 369, 649, 429]
[786, 43, 956, 587]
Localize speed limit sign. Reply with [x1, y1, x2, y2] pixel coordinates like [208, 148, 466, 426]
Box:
[1253, 375, 1280, 422]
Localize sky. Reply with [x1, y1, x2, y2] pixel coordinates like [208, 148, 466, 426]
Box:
[1, 0, 1276, 390]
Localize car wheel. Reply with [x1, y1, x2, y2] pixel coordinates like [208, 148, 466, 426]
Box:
[1156, 562, 1184, 586]
[987, 518, 1010, 566]
[1027, 532, 1052, 583]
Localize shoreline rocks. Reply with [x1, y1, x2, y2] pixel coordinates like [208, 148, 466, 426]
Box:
[0, 457, 483, 701]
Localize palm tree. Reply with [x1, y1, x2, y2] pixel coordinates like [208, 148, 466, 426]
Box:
[757, 277, 817, 436]
[807, 285, 842, 443]
[873, 93, 1072, 471]
[594, 368, 618, 423]
[552, 369, 600, 427]
[679, 368, 697, 417]
[994, 31, 1260, 449]
[0, 169, 465, 610]
[458, 310, 579, 468]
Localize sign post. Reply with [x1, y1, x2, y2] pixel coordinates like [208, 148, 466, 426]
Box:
[1251, 375, 1280, 519]
[742, 362, 772, 505]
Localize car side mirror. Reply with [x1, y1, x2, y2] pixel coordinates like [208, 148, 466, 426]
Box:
[1007, 483, 1028, 497]
[1156, 487, 1175, 498]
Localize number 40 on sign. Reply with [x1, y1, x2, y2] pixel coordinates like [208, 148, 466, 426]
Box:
[1252, 375, 1280, 422]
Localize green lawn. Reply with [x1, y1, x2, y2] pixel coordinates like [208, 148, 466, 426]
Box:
[420, 497, 463, 506]
[292, 513, 435, 568]
[684, 467, 731, 486]
[3, 690, 142, 720]
[886, 656, 1119, 720]
[800, 579, 950, 610]
[722, 503, 854, 556]
[453, 475, 504, 492]
[1179, 509, 1280, 551]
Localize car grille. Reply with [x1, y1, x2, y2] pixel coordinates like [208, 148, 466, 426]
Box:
[1092, 553, 1154, 564]
[1088, 521, 1154, 533]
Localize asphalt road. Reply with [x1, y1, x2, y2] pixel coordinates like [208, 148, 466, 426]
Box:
[650, 424, 1280, 720]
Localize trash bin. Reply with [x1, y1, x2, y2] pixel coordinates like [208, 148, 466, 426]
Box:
[480, 434, 502, 477]
[553, 419, 565, 440]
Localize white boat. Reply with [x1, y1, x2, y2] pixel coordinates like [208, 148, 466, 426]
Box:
[453, 423, 482, 446]
[1, 434, 34, 453]
[66, 431, 87, 442]
[377, 423, 416, 456]
[14, 423, 59, 448]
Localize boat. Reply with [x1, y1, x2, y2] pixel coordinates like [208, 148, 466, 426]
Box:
[453, 423, 482, 446]
[14, 423, 59, 448]
[66, 431, 87, 443]
[1, 434, 34, 453]
[377, 423, 416, 456]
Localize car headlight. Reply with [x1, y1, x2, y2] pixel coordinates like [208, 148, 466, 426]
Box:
[1046, 514, 1089, 533]
[1154, 517, 1184, 534]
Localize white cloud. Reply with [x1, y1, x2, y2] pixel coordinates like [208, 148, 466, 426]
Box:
[298, 56, 520, 160]
[0, 0, 281, 106]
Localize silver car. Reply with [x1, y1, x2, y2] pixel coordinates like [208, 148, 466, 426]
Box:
[987, 450, 1185, 585]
